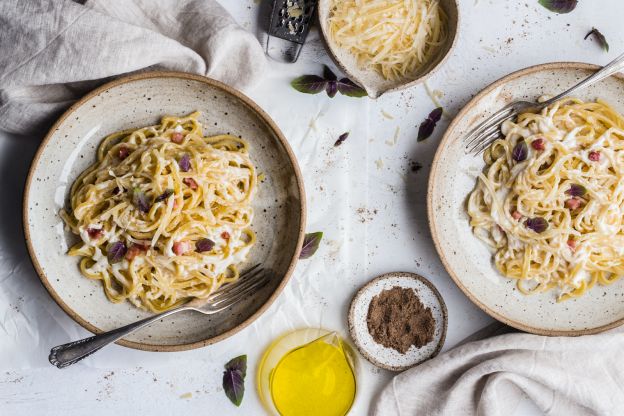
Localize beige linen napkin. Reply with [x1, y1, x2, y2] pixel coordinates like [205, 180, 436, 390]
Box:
[373, 330, 624, 416]
[0, 0, 266, 134]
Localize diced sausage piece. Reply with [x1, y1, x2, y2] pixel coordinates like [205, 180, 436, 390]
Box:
[87, 228, 103, 240]
[565, 198, 582, 210]
[118, 146, 130, 160]
[183, 178, 198, 190]
[173, 241, 191, 255]
[171, 132, 184, 144]
[125, 243, 147, 260]
[531, 139, 545, 151]
[588, 151, 601, 162]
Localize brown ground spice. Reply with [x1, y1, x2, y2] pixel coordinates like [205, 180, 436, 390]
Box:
[367, 286, 435, 354]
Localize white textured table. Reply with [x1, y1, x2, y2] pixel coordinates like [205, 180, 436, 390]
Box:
[2, 1, 623, 415]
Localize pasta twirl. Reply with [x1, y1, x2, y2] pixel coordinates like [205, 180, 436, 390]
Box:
[61, 112, 256, 312]
[468, 98, 624, 301]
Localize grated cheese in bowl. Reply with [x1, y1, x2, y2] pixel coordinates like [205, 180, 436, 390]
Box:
[327, 0, 448, 81]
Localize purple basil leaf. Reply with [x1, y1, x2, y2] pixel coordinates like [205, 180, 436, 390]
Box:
[222, 369, 245, 407]
[334, 132, 349, 146]
[417, 107, 444, 142]
[107, 241, 127, 264]
[178, 154, 191, 172]
[132, 187, 150, 213]
[336, 78, 368, 97]
[326, 80, 338, 98]
[525, 217, 548, 233]
[291, 75, 327, 94]
[225, 355, 247, 378]
[195, 238, 215, 253]
[584, 27, 609, 52]
[538, 0, 577, 13]
[223, 355, 246, 406]
[300, 232, 323, 259]
[323, 65, 337, 81]
[155, 189, 174, 202]
[512, 141, 528, 162]
[565, 184, 587, 197]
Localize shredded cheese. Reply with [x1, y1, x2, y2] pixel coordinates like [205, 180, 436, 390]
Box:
[328, 0, 447, 81]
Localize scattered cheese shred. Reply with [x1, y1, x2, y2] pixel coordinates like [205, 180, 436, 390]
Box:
[385, 126, 401, 146]
[328, 0, 447, 81]
[381, 110, 395, 119]
[424, 81, 444, 108]
[287, 1, 303, 18]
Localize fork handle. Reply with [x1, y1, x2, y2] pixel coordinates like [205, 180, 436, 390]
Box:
[545, 52, 624, 105]
[49, 305, 191, 368]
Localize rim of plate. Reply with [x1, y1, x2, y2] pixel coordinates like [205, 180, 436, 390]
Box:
[317, 0, 460, 98]
[347, 272, 448, 371]
[23, 71, 307, 352]
[428, 61, 624, 336]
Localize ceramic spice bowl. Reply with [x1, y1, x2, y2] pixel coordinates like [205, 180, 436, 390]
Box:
[317, 0, 460, 98]
[348, 272, 448, 371]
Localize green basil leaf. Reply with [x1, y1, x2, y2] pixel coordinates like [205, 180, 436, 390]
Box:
[538, 0, 577, 14]
[300, 232, 323, 259]
[584, 27, 609, 52]
[291, 75, 327, 94]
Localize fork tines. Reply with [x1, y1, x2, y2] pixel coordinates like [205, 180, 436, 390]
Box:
[464, 106, 517, 155]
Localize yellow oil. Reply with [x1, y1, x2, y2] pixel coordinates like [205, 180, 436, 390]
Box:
[269, 332, 356, 416]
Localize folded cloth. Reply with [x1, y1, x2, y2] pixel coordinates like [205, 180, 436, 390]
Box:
[0, 0, 266, 135]
[373, 330, 624, 416]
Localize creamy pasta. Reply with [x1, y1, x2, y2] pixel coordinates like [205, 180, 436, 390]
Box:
[61, 112, 256, 312]
[468, 98, 624, 300]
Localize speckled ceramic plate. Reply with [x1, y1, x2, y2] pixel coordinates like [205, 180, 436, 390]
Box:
[348, 272, 447, 371]
[23, 72, 306, 351]
[317, 0, 459, 98]
[429, 62, 624, 336]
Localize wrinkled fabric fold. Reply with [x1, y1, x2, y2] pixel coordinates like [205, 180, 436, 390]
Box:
[0, 0, 266, 134]
[373, 330, 624, 416]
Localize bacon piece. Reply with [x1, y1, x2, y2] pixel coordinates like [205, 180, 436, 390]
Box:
[171, 132, 184, 144]
[87, 228, 103, 240]
[173, 241, 191, 255]
[183, 178, 198, 190]
[567, 238, 577, 251]
[221, 231, 230, 240]
[125, 243, 148, 260]
[531, 138, 545, 151]
[588, 151, 601, 162]
[118, 146, 130, 160]
[565, 197, 582, 210]
[511, 211, 522, 220]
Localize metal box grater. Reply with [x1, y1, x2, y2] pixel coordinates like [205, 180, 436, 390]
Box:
[266, 0, 318, 62]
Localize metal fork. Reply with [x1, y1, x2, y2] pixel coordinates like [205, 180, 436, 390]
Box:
[49, 265, 267, 368]
[465, 52, 624, 155]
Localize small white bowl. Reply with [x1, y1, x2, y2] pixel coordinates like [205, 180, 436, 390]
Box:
[348, 272, 447, 371]
[318, 0, 460, 98]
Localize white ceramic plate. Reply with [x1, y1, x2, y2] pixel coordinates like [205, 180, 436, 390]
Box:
[428, 63, 624, 336]
[24, 72, 306, 351]
[348, 272, 447, 371]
